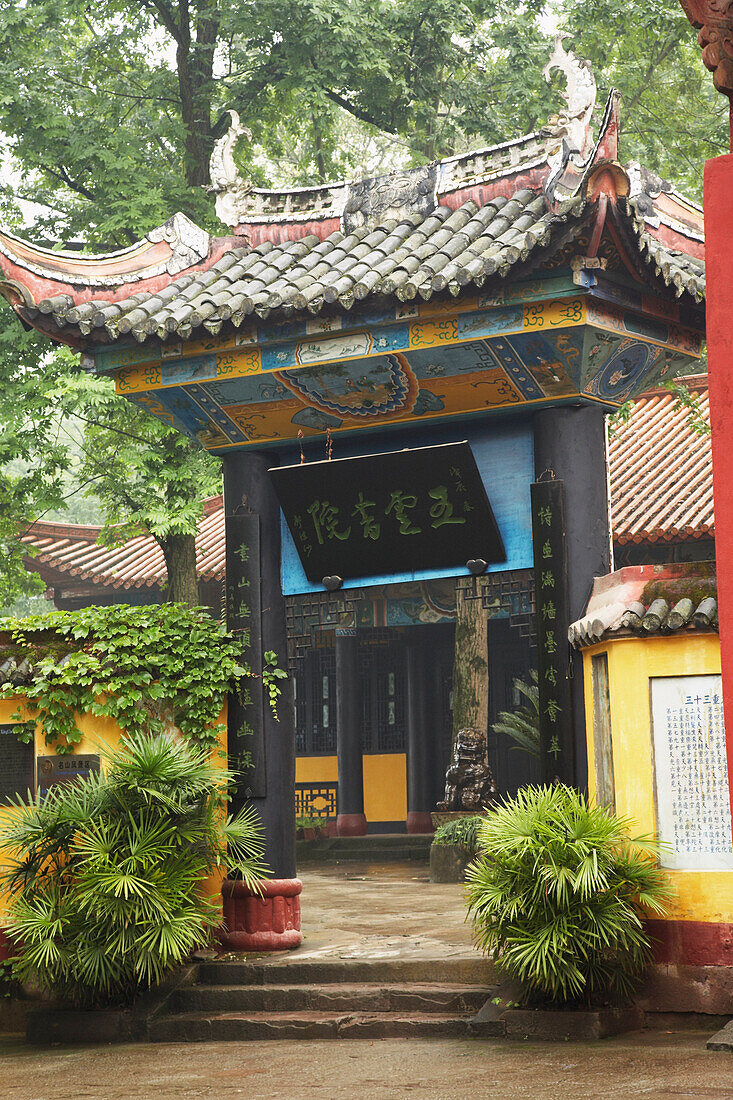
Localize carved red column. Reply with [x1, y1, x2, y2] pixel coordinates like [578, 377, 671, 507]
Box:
[682, 1, 733, 816]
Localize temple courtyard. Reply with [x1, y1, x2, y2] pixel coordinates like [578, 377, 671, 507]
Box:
[1, 863, 732, 1099]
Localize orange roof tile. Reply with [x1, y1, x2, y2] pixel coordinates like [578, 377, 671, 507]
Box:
[609, 378, 712, 544]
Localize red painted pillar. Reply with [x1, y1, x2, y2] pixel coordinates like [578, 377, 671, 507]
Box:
[703, 155, 733, 818]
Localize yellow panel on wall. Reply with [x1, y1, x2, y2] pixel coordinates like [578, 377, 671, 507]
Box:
[296, 756, 338, 784]
[583, 633, 729, 926]
[363, 754, 407, 823]
[295, 754, 407, 823]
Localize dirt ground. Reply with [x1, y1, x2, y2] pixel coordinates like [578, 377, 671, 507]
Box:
[2, 1031, 733, 1100]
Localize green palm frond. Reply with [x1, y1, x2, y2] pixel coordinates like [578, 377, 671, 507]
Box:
[491, 671, 540, 758]
[465, 784, 671, 1006]
[0, 731, 268, 1008]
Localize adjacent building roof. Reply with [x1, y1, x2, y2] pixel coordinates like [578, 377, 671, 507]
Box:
[21, 498, 224, 593]
[609, 376, 712, 544]
[18, 378, 713, 596]
[568, 562, 717, 648]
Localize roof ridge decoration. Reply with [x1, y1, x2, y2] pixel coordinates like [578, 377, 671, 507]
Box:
[208, 36, 600, 234]
[0, 212, 210, 302]
[207, 110, 253, 231]
[541, 34, 597, 162]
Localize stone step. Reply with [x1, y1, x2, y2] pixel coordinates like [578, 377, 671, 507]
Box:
[198, 957, 496, 987]
[296, 835, 432, 863]
[149, 1009, 500, 1043]
[298, 846, 430, 863]
[170, 982, 493, 1015]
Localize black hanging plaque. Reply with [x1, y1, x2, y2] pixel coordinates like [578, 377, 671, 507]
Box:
[530, 479, 573, 784]
[270, 442, 505, 583]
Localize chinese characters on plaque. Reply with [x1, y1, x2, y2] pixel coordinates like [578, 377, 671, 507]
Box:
[36, 754, 100, 797]
[530, 478, 572, 783]
[651, 675, 733, 871]
[270, 442, 505, 583]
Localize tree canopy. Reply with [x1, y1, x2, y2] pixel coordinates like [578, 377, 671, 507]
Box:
[0, 0, 722, 607]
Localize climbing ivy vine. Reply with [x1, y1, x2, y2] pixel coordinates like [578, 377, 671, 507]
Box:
[0, 604, 285, 755]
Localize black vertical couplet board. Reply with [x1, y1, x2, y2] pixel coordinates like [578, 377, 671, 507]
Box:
[225, 512, 266, 798]
[531, 479, 573, 784]
[269, 441, 505, 583]
[0, 725, 34, 801]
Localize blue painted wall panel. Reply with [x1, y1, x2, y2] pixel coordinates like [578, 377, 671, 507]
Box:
[280, 418, 534, 595]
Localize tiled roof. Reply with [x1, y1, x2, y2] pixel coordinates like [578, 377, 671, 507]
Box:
[23, 192, 590, 342]
[17, 190, 706, 345]
[626, 200, 705, 300]
[609, 379, 712, 544]
[19, 380, 714, 592]
[21, 499, 224, 591]
[568, 564, 717, 648]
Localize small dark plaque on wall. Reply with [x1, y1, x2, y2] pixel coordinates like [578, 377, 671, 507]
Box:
[270, 441, 505, 583]
[37, 755, 101, 797]
[0, 725, 34, 802]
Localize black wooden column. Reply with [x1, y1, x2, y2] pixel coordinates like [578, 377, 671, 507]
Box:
[335, 627, 367, 836]
[533, 405, 611, 789]
[222, 451, 296, 879]
[406, 643, 434, 834]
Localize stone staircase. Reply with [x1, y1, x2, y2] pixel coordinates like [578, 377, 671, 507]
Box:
[148, 956, 499, 1042]
[296, 834, 433, 864]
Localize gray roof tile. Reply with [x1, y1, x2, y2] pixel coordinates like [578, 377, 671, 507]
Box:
[22, 185, 704, 344]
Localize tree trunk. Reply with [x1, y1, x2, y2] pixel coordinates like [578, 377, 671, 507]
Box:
[437, 584, 495, 812]
[175, 1, 219, 188]
[451, 585, 489, 746]
[161, 532, 199, 605]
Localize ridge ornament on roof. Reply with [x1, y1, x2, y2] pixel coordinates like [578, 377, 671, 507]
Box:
[543, 34, 597, 161]
[207, 110, 253, 231]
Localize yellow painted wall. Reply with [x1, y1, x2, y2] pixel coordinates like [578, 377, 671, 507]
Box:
[296, 753, 407, 822]
[0, 697, 227, 917]
[582, 633, 733, 924]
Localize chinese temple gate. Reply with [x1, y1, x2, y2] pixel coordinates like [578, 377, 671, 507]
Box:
[0, 42, 705, 936]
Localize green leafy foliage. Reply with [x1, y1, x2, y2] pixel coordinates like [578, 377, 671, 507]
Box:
[262, 650, 288, 720]
[465, 785, 671, 1005]
[491, 671, 540, 758]
[0, 731, 268, 1007]
[432, 814, 485, 854]
[664, 379, 710, 437]
[0, 604, 259, 754]
[295, 816, 329, 830]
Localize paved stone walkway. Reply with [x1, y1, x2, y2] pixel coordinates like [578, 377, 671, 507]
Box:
[2, 863, 732, 1098]
[261, 861, 477, 965]
[2, 1032, 732, 1099]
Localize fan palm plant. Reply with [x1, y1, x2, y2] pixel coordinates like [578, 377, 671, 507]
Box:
[491, 671, 540, 758]
[465, 784, 671, 1005]
[0, 732, 267, 1007]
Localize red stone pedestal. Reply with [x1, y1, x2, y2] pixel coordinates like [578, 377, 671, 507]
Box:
[220, 878, 302, 951]
[406, 811, 434, 834]
[336, 812, 367, 836]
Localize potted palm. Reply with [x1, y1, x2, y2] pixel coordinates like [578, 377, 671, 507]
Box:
[465, 784, 671, 1040]
[0, 731, 267, 1044]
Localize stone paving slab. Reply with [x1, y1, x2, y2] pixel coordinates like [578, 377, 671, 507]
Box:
[253, 861, 478, 965]
[2, 1032, 733, 1100]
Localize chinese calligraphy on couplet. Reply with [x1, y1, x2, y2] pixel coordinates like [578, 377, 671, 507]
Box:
[531, 479, 572, 782]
